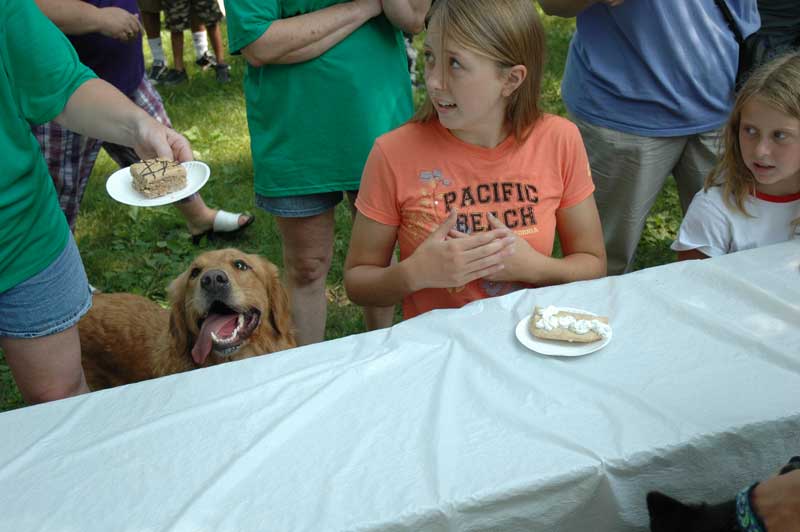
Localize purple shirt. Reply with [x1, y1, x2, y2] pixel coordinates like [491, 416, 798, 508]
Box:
[68, 0, 144, 96]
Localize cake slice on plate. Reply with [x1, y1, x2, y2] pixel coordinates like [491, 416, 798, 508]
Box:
[131, 157, 187, 198]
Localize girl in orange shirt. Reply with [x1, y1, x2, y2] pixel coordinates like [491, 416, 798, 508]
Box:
[345, 0, 606, 320]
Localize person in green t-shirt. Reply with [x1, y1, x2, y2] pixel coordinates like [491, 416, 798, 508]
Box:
[225, 0, 429, 345]
[0, 1, 192, 405]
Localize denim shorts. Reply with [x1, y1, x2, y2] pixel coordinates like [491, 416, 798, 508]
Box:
[0, 233, 92, 338]
[256, 190, 357, 218]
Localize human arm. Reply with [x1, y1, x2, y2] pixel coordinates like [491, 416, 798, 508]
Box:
[752, 470, 800, 532]
[381, 0, 430, 34]
[479, 195, 606, 285]
[54, 79, 192, 161]
[35, 0, 141, 41]
[671, 189, 730, 260]
[537, 0, 624, 18]
[677, 249, 710, 261]
[344, 210, 515, 307]
[240, 0, 382, 66]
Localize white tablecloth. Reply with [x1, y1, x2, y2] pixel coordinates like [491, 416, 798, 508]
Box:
[1, 242, 799, 532]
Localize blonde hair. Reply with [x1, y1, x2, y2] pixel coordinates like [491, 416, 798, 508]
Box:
[412, 0, 546, 141]
[706, 52, 800, 219]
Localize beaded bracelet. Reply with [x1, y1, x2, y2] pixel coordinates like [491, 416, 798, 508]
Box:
[736, 482, 767, 532]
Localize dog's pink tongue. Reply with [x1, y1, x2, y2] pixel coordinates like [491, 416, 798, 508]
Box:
[191, 313, 239, 365]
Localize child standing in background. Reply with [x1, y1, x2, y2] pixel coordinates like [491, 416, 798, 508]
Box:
[345, 0, 606, 320]
[138, 0, 216, 84]
[162, 0, 230, 83]
[673, 53, 800, 260]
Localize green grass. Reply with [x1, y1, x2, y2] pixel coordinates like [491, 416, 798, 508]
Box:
[0, 9, 683, 412]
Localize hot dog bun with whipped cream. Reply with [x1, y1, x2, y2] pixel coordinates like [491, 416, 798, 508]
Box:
[529, 305, 611, 343]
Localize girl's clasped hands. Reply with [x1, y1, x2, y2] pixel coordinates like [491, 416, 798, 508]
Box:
[404, 209, 516, 291]
[443, 211, 551, 285]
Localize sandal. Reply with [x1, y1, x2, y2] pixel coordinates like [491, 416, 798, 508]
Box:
[191, 210, 255, 244]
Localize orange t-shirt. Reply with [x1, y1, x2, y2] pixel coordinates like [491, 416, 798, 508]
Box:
[355, 115, 594, 319]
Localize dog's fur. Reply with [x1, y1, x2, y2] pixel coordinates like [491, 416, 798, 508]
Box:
[79, 248, 295, 390]
[647, 456, 800, 532]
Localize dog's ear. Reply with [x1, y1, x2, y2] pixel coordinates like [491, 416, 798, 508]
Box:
[260, 258, 294, 342]
[167, 270, 191, 358]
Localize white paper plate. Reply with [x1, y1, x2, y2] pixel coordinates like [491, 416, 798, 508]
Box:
[515, 307, 612, 357]
[105, 161, 210, 207]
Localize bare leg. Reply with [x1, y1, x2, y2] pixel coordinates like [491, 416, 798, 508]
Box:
[189, 18, 209, 62]
[206, 23, 226, 63]
[1, 326, 89, 405]
[345, 192, 395, 331]
[275, 212, 335, 346]
[363, 291, 395, 331]
[140, 10, 161, 39]
[176, 195, 251, 235]
[190, 18, 205, 34]
[170, 30, 185, 71]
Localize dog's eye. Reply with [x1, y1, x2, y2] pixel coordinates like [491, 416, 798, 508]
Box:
[190, 267, 202, 279]
[234, 260, 249, 271]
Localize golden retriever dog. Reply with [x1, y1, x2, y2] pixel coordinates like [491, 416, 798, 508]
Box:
[79, 248, 296, 390]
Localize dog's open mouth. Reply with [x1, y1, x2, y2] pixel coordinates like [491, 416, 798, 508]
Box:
[192, 301, 261, 365]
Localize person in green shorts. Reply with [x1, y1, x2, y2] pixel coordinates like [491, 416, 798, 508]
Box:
[0, 0, 193, 405]
[226, 0, 430, 345]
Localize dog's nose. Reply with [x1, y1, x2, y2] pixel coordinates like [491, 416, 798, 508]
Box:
[200, 269, 229, 293]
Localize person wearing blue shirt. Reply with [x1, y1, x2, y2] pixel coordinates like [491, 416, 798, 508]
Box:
[539, 0, 760, 274]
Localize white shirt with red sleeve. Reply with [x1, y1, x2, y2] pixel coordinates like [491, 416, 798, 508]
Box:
[672, 186, 800, 257]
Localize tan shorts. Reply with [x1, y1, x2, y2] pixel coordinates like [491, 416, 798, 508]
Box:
[137, 0, 162, 13]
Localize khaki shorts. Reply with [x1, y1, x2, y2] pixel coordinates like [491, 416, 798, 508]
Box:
[569, 113, 721, 275]
[137, 0, 162, 14]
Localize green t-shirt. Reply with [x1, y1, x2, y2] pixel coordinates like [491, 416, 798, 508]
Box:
[226, 0, 413, 197]
[0, 0, 95, 293]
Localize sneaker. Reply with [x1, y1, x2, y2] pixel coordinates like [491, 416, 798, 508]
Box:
[215, 63, 231, 83]
[147, 62, 168, 84]
[161, 69, 188, 85]
[195, 51, 217, 71]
